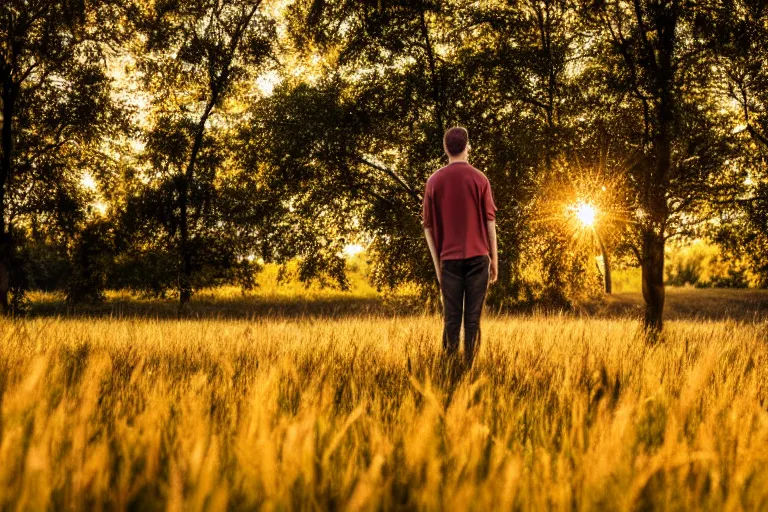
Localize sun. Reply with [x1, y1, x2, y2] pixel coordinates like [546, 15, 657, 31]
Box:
[574, 202, 597, 228]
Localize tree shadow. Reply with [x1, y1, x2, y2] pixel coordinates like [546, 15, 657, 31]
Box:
[26, 295, 396, 320]
[577, 288, 768, 323]
[23, 287, 767, 323]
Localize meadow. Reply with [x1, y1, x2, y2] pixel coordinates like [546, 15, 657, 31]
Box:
[2, 263, 767, 510]
[1, 308, 768, 510]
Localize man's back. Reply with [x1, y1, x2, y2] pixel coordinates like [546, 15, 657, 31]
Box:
[422, 161, 496, 261]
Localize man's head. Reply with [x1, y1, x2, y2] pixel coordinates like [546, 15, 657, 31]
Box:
[443, 126, 469, 159]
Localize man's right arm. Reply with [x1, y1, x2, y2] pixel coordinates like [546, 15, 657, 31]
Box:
[483, 180, 498, 284]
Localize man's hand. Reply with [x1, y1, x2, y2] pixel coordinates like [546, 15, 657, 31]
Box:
[489, 259, 498, 284]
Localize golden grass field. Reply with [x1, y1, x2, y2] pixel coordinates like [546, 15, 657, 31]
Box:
[2, 311, 768, 510]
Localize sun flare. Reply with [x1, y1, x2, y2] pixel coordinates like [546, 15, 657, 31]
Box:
[574, 202, 597, 228]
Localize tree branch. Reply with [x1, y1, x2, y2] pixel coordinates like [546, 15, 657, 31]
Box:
[354, 155, 421, 203]
[747, 124, 768, 149]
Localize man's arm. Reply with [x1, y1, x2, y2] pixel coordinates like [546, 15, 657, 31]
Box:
[424, 228, 441, 286]
[481, 179, 498, 284]
[422, 181, 441, 286]
[487, 220, 498, 284]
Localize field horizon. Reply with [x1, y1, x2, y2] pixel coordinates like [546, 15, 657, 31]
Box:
[24, 285, 768, 325]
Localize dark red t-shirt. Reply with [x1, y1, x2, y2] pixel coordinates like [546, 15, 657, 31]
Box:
[422, 161, 497, 261]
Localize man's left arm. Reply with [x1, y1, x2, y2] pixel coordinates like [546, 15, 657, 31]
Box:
[422, 185, 441, 286]
[424, 228, 441, 286]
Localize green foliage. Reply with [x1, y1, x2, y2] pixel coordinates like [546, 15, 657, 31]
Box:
[0, 0, 134, 312]
[256, 0, 602, 310]
[65, 220, 114, 304]
[2, 0, 768, 319]
[665, 240, 753, 289]
[704, 1, 768, 287]
[13, 233, 70, 293]
[254, 0, 760, 323]
[115, 0, 278, 306]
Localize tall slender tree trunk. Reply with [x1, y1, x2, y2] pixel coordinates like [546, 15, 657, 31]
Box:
[0, 76, 16, 315]
[0, 237, 9, 315]
[174, 4, 259, 315]
[177, 145, 199, 315]
[178, 180, 192, 313]
[178, 101, 215, 315]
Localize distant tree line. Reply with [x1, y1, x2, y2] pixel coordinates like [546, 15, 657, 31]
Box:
[1, 0, 767, 328]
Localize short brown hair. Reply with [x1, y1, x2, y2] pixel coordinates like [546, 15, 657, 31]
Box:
[443, 127, 468, 156]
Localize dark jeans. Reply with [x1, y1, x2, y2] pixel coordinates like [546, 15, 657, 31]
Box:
[440, 254, 490, 367]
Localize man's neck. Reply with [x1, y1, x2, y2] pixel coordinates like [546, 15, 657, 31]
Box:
[448, 156, 468, 164]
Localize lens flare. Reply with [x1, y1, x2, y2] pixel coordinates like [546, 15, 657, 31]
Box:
[574, 202, 597, 227]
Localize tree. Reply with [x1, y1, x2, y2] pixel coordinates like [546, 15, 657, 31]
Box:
[252, 0, 603, 308]
[252, 1, 454, 300]
[708, 0, 768, 287]
[0, 0, 132, 313]
[458, 0, 595, 307]
[581, 0, 737, 329]
[132, 0, 276, 312]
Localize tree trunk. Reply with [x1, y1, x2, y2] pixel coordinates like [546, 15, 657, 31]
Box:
[641, 229, 665, 330]
[178, 174, 192, 315]
[597, 233, 612, 294]
[0, 76, 16, 315]
[173, 5, 259, 315]
[0, 249, 9, 314]
[0, 213, 8, 315]
[0, 215, 9, 316]
[640, 3, 676, 332]
[178, 101, 215, 315]
[178, 229, 193, 314]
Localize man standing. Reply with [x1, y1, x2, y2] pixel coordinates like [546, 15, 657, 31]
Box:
[422, 127, 498, 368]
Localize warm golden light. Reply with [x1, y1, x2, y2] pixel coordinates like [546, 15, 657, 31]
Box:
[93, 201, 108, 216]
[574, 202, 597, 227]
[343, 244, 364, 257]
[81, 172, 97, 191]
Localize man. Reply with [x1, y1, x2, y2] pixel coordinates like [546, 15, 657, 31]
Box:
[422, 126, 498, 368]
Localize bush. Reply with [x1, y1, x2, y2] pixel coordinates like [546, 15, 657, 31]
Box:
[66, 220, 118, 304]
[665, 240, 750, 288]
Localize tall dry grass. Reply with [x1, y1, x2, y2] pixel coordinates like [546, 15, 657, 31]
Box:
[0, 315, 767, 510]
